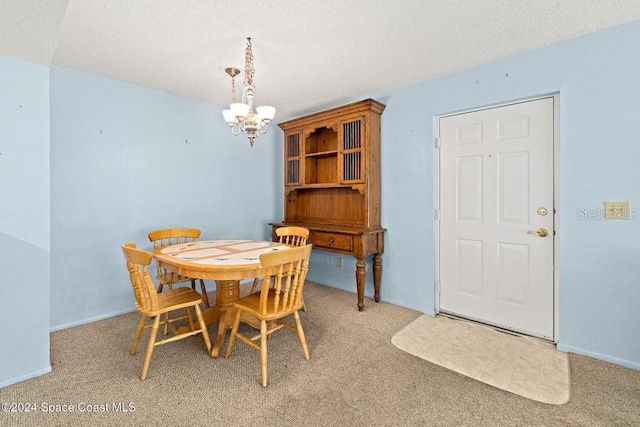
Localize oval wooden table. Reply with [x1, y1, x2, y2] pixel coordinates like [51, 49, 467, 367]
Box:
[152, 239, 292, 358]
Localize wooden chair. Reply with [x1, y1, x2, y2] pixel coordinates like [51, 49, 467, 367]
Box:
[148, 228, 211, 333]
[121, 242, 211, 380]
[225, 244, 312, 387]
[250, 226, 310, 310]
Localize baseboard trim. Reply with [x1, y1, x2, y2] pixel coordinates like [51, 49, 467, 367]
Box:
[307, 280, 430, 314]
[0, 365, 52, 389]
[50, 308, 135, 332]
[557, 343, 640, 371]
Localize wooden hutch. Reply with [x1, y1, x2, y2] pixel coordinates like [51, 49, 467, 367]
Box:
[270, 98, 386, 311]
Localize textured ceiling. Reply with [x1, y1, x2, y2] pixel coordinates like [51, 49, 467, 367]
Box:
[2, 0, 640, 121]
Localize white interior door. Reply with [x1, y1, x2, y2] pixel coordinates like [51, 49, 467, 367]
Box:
[438, 97, 555, 340]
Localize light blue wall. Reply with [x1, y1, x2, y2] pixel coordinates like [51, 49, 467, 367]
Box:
[308, 20, 640, 369]
[49, 66, 281, 330]
[0, 57, 51, 387]
[3, 18, 639, 389]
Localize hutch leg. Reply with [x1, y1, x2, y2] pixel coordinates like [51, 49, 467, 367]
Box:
[373, 253, 382, 302]
[355, 257, 366, 311]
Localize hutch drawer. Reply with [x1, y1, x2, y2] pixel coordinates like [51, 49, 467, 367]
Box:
[310, 231, 353, 252]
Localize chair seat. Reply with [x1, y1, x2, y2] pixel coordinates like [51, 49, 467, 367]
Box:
[234, 289, 303, 321]
[146, 287, 203, 316]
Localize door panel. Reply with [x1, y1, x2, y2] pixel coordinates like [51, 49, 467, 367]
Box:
[457, 156, 483, 221]
[457, 239, 483, 296]
[439, 97, 554, 340]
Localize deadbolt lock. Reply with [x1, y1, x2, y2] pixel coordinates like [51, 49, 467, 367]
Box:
[537, 207, 548, 216]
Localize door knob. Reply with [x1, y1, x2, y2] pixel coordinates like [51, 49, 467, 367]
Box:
[527, 228, 548, 237]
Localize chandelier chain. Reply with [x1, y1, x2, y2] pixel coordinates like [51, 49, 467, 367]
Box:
[231, 75, 236, 103]
[244, 37, 254, 87]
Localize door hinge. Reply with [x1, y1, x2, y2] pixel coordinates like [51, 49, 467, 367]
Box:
[435, 281, 441, 293]
[435, 136, 441, 149]
[434, 209, 441, 221]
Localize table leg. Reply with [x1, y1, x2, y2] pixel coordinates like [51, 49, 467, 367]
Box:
[210, 280, 240, 358]
[356, 258, 366, 311]
[201, 306, 219, 325]
[373, 253, 382, 303]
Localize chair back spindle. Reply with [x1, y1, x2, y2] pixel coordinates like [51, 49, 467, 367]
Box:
[276, 226, 309, 247]
[149, 227, 201, 249]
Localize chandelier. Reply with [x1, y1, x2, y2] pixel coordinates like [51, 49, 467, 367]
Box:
[222, 37, 275, 146]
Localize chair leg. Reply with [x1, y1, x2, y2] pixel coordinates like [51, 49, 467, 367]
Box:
[199, 279, 210, 307]
[224, 309, 243, 359]
[293, 311, 310, 360]
[162, 283, 173, 335]
[140, 315, 161, 380]
[260, 319, 268, 387]
[194, 304, 212, 354]
[191, 279, 196, 291]
[301, 297, 307, 312]
[250, 278, 259, 294]
[131, 314, 147, 355]
[163, 312, 170, 335]
[185, 307, 195, 331]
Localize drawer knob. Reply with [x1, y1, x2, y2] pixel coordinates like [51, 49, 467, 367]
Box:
[328, 238, 334, 246]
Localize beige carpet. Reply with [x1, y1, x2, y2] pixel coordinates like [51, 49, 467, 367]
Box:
[5, 283, 640, 426]
[392, 314, 570, 405]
